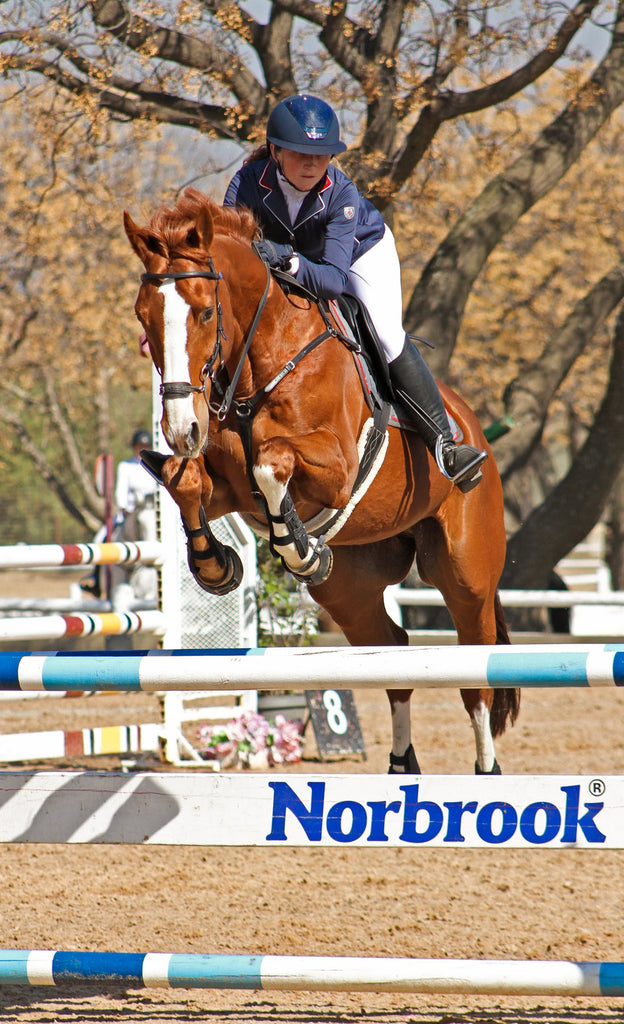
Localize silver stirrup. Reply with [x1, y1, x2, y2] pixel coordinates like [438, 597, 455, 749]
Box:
[434, 436, 487, 484]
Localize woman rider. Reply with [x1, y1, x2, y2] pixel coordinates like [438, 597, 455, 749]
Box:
[223, 94, 486, 492]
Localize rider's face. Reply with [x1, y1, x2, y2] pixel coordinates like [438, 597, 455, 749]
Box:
[271, 144, 331, 191]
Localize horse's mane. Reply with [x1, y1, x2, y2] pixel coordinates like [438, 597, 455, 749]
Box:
[148, 187, 259, 261]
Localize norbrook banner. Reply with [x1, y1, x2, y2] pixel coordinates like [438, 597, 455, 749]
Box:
[0, 773, 622, 848]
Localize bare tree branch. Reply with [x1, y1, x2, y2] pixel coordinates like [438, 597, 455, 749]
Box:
[44, 376, 96, 502]
[405, 0, 624, 374]
[4, 54, 243, 135]
[0, 407, 102, 533]
[388, 0, 600, 192]
[502, 303, 624, 587]
[496, 264, 624, 480]
[88, 0, 264, 105]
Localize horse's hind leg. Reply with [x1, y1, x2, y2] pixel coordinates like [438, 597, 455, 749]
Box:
[415, 512, 519, 774]
[310, 536, 420, 773]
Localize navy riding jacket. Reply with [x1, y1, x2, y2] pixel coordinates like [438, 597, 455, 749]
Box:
[223, 159, 385, 299]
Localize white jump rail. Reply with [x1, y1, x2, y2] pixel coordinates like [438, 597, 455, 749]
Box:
[0, 949, 622, 995]
[0, 541, 165, 569]
[389, 586, 624, 607]
[0, 610, 166, 643]
[2, 643, 623, 693]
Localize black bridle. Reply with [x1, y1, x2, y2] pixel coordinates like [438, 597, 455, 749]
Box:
[141, 261, 237, 418]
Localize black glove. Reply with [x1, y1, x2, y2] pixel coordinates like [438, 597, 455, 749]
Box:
[253, 238, 294, 270]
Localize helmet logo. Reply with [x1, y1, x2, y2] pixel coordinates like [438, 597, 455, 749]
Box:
[306, 125, 328, 140]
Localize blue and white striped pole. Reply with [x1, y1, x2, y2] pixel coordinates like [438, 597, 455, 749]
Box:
[1, 950, 623, 995]
[0, 644, 624, 693]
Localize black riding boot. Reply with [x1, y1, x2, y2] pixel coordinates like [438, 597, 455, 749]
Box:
[389, 337, 487, 493]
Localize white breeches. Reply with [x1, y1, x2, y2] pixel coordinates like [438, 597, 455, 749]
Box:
[347, 226, 406, 362]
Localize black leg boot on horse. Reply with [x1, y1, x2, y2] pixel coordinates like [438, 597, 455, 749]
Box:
[389, 338, 487, 493]
[140, 449, 243, 595]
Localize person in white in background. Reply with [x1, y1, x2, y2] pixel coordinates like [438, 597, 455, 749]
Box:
[81, 429, 158, 601]
[111, 429, 159, 605]
[114, 429, 158, 543]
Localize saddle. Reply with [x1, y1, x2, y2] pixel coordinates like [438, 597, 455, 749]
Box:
[333, 293, 394, 408]
[272, 269, 391, 416]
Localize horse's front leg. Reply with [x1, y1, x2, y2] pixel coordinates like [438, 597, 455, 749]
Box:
[253, 432, 351, 586]
[142, 451, 243, 595]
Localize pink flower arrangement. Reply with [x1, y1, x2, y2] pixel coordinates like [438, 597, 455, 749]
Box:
[197, 710, 304, 769]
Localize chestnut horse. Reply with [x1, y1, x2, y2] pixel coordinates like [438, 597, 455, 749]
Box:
[124, 188, 519, 774]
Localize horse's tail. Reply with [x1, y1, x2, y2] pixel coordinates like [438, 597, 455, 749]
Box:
[490, 590, 521, 737]
[494, 590, 511, 645]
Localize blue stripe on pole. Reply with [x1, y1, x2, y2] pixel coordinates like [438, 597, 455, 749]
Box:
[599, 963, 624, 995]
[167, 954, 264, 989]
[611, 652, 624, 686]
[0, 653, 25, 687]
[140, 649, 262, 658]
[0, 950, 30, 984]
[41, 657, 143, 692]
[486, 651, 591, 686]
[53, 951, 145, 983]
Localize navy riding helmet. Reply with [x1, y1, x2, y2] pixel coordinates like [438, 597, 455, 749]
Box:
[131, 429, 152, 448]
[266, 94, 347, 155]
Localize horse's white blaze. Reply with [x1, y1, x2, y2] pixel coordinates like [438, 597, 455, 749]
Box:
[253, 464, 317, 573]
[160, 281, 196, 442]
[469, 698, 496, 772]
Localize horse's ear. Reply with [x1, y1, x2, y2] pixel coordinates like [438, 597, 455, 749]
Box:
[186, 205, 214, 254]
[123, 211, 166, 266]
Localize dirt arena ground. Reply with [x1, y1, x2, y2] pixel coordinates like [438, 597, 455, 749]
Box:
[0, 571, 623, 1023]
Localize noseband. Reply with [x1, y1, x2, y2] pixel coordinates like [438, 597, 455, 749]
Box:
[141, 260, 270, 420]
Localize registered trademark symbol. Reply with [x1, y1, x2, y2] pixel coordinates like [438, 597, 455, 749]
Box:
[588, 778, 605, 797]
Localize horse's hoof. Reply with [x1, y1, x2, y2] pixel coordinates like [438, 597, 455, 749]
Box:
[388, 743, 421, 774]
[291, 543, 333, 587]
[192, 547, 244, 596]
[475, 758, 502, 774]
[140, 449, 169, 484]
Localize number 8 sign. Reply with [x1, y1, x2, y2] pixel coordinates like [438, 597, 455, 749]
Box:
[305, 689, 366, 759]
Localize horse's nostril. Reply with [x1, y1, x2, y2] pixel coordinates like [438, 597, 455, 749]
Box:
[188, 421, 201, 454]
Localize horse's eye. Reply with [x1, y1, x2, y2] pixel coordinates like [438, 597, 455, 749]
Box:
[200, 307, 214, 324]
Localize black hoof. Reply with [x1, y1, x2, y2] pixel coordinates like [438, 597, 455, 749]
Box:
[475, 758, 501, 775]
[287, 540, 333, 587]
[388, 743, 421, 775]
[182, 508, 244, 596]
[140, 449, 169, 484]
[192, 547, 244, 595]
